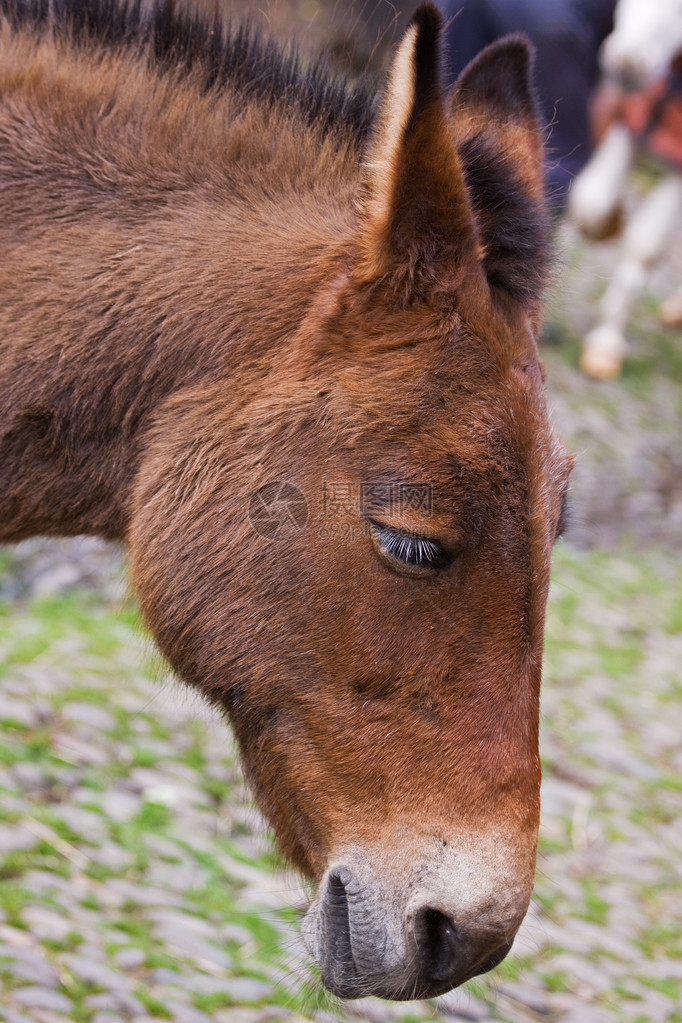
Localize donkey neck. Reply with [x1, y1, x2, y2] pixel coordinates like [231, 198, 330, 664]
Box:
[0, 37, 359, 543]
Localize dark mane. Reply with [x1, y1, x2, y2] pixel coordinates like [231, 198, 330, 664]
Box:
[0, 0, 378, 138]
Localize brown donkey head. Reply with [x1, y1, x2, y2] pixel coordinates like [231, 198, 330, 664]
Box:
[129, 6, 571, 1001]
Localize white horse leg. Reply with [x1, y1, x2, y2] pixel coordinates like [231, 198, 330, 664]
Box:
[581, 175, 682, 378]
[568, 122, 634, 240]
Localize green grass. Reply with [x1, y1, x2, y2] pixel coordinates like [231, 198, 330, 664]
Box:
[0, 882, 31, 927]
[542, 969, 572, 993]
[638, 975, 681, 1001]
[135, 991, 173, 1018]
[43, 931, 85, 953]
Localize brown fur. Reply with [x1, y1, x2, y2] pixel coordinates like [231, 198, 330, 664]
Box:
[0, 0, 571, 1000]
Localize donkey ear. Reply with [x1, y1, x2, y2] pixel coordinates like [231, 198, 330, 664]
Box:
[356, 4, 479, 294]
[449, 36, 550, 308]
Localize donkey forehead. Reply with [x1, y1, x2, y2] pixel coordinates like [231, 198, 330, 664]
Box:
[338, 291, 536, 359]
[330, 293, 545, 403]
[332, 347, 555, 460]
[322, 399, 567, 536]
[314, 297, 566, 489]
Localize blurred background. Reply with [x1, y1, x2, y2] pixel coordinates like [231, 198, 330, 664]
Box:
[0, 2, 681, 1022]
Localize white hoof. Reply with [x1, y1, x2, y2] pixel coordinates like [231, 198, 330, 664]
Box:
[580, 325, 627, 380]
[659, 293, 682, 327]
[568, 123, 633, 239]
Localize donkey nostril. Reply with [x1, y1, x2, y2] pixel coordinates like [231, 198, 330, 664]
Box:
[328, 871, 350, 910]
[325, 872, 354, 977]
[417, 907, 459, 983]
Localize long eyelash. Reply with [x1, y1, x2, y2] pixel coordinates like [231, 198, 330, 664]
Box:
[374, 524, 444, 567]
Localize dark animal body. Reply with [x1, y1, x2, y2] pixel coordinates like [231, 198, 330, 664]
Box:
[0, 0, 572, 1001]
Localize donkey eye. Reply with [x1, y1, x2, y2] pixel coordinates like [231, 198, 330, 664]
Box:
[369, 520, 450, 574]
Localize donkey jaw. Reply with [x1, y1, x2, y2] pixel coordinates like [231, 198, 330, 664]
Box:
[301, 833, 534, 1000]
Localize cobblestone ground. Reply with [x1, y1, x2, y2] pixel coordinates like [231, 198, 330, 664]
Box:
[0, 228, 681, 1023]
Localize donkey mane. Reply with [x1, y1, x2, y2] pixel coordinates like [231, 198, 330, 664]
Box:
[0, 0, 377, 139]
[0, 0, 549, 308]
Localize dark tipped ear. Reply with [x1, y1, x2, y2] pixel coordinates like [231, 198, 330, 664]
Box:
[454, 37, 538, 121]
[356, 4, 480, 296]
[452, 35, 543, 195]
[449, 35, 550, 309]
